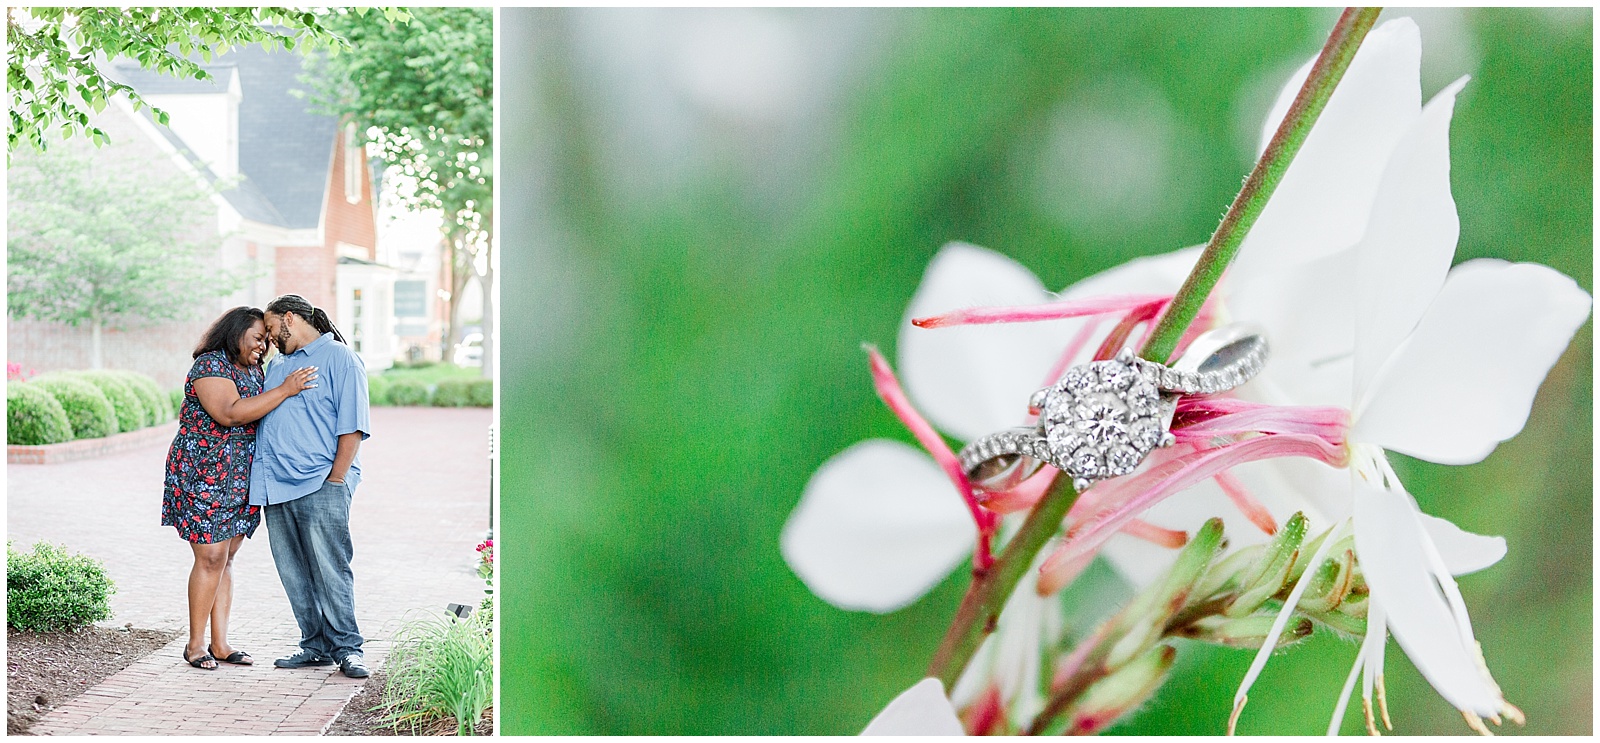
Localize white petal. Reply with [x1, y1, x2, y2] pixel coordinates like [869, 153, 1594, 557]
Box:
[1060, 245, 1201, 298]
[1353, 76, 1469, 400]
[1234, 18, 1423, 282]
[1419, 513, 1506, 576]
[781, 440, 976, 613]
[899, 243, 1077, 441]
[1354, 259, 1592, 464]
[1228, 248, 1358, 408]
[1351, 482, 1502, 716]
[1055, 246, 1201, 364]
[861, 678, 965, 736]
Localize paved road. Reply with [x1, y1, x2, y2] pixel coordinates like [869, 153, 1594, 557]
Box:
[7, 406, 492, 736]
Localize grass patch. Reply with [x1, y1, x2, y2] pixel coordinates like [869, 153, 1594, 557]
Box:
[380, 610, 493, 735]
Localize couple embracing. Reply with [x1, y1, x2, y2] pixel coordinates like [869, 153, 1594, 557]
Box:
[158, 294, 371, 678]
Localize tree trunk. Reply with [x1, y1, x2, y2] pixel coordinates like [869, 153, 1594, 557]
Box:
[479, 227, 495, 381]
[447, 233, 472, 362]
[90, 312, 103, 370]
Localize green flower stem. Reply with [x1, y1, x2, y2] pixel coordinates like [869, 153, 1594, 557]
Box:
[926, 6, 1383, 695]
[1141, 6, 1382, 365]
[928, 470, 1081, 689]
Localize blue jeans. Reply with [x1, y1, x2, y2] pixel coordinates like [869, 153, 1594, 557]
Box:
[266, 479, 363, 660]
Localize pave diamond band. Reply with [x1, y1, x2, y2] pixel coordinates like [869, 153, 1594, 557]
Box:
[959, 324, 1268, 493]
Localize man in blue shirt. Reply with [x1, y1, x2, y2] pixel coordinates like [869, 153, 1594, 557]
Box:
[253, 294, 372, 679]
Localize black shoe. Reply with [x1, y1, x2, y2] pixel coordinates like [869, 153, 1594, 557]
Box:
[338, 654, 370, 678]
[274, 649, 335, 668]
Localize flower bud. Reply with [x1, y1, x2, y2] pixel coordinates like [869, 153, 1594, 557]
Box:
[1225, 512, 1306, 617]
[1176, 614, 1313, 649]
[1062, 644, 1177, 735]
[1193, 543, 1264, 599]
[1295, 548, 1355, 614]
[1107, 518, 1224, 667]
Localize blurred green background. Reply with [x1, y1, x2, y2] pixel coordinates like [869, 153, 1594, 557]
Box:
[499, 8, 1591, 735]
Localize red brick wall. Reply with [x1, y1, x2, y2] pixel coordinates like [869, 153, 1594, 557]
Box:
[7, 317, 215, 390]
[325, 126, 378, 261]
[273, 243, 336, 313]
[268, 126, 377, 323]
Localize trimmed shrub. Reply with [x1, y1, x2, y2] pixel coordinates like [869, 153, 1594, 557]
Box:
[466, 379, 492, 408]
[432, 379, 471, 407]
[7, 542, 116, 632]
[387, 379, 430, 406]
[170, 388, 186, 415]
[30, 374, 117, 440]
[70, 371, 148, 432]
[109, 371, 171, 423]
[7, 384, 73, 445]
[368, 375, 393, 406]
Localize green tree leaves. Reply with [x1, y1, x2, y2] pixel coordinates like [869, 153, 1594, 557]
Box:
[6, 7, 345, 153]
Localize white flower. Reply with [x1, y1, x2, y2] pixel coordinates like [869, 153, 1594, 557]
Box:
[1065, 17, 1591, 730]
[780, 242, 1184, 724]
[860, 678, 964, 736]
[781, 240, 1192, 610]
[786, 15, 1591, 733]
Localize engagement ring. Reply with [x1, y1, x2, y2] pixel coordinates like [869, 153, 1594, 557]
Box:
[958, 324, 1268, 493]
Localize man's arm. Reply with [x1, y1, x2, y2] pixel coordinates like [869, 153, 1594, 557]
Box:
[327, 431, 363, 483]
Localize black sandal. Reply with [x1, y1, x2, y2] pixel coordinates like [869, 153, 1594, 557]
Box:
[212, 649, 253, 666]
[184, 649, 218, 670]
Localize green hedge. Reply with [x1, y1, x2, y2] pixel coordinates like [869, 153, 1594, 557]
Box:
[386, 379, 431, 406]
[432, 378, 492, 408]
[7, 542, 115, 632]
[6, 384, 73, 445]
[70, 371, 148, 432]
[108, 371, 171, 423]
[170, 387, 186, 415]
[29, 374, 117, 440]
[467, 379, 492, 407]
[368, 375, 392, 406]
[432, 379, 470, 407]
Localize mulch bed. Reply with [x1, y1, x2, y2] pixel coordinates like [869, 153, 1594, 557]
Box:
[326, 670, 494, 736]
[6, 625, 179, 735]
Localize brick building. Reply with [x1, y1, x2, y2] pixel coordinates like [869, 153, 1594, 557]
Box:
[7, 44, 429, 388]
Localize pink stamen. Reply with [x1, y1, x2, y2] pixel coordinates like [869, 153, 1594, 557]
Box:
[1122, 518, 1189, 548]
[1037, 433, 1347, 595]
[1093, 300, 1166, 361]
[1213, 470, 1277, 535]
[1174, 399, 1350, 443]
[1065, 442, 1198, 523]
[911, 294, 1169, 329]
[865, 345, 996, 568]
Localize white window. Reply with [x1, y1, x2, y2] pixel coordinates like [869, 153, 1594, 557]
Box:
[343, 121, 362, 204]
[352, 287, 364, 352]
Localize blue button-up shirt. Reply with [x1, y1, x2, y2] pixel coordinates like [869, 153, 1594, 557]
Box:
[250, 333, 371, 506]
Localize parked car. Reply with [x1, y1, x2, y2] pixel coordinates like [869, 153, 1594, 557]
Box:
[453, 332, 484, 367]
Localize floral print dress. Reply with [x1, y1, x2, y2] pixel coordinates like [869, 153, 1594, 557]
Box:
[161, 351, 264, 543]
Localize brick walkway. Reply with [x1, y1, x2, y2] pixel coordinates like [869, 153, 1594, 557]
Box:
[7, 407, 492, 736]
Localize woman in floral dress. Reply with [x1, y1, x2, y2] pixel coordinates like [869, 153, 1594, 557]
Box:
[162, 307, 317, 670]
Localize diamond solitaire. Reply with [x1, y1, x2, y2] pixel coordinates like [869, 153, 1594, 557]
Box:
[959, 325, 1268, 493]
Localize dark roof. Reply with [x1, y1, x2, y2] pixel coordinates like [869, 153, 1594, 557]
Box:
[337, 255, 398, 270]
[113, 64, 236, 95]
[140, 113, 286, 225]
[113, 44, 339, 230]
